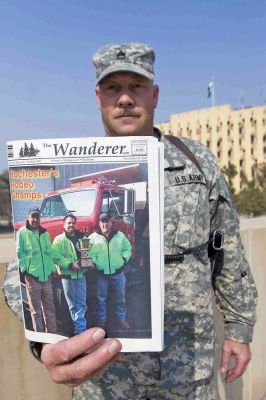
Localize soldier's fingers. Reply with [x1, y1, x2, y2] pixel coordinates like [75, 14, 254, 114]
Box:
[220, 346, 232, 373]
[49, 339, 122, 385]
[58, 355, 119, 387]
[225, 356, 248, 383]
[87, 352, 122, 379]
[41, 328, 108, 366]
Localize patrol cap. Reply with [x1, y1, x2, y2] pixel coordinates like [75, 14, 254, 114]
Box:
[93, 43, 155, 85]
[99, 213, 111, 222]
[28, 206, 41, 216]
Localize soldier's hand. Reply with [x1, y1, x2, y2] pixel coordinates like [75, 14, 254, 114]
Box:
[41, 328, 122, 387]
[71, 262, 80, 271]
[220, 339, 251, 383]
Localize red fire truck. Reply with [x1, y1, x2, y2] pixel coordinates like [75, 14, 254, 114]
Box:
[14, 164, 149, 263]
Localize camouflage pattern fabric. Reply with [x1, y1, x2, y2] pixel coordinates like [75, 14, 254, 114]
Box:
[93, 43, 155, 84]
[3, 132, 257, 397]
[80, 133, 257, 390]
[73, 376, 216, 400]
[2, 259, 23, 321]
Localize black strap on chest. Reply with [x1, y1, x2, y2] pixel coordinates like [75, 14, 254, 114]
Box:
[165, 241, 209, 264]
[164, 135, 224, 269]
[165, 135, 206, 182]
[164, 231, 224, 264]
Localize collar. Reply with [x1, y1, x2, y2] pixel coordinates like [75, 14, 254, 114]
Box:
[153, 127, 162, 141]
[26, 221, 46, 235]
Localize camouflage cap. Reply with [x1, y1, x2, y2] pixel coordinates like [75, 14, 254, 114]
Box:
[93, 43, 155, 85]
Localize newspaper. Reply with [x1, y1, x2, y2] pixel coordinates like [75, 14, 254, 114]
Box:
[7, 136, 164, 352]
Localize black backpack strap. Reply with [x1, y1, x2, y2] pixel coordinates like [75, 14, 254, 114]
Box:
[165, 134, 225, 281]
[165, 135, 206, 181]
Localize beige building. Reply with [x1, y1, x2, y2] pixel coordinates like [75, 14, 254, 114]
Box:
[156, 104, 266, 192]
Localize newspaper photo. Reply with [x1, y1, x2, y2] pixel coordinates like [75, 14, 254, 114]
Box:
[7, 136, 164, 352]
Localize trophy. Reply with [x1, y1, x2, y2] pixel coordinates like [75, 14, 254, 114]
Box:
[77, 237, 93, 269]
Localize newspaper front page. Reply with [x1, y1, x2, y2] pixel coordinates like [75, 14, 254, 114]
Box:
[7, 136, 164, 352]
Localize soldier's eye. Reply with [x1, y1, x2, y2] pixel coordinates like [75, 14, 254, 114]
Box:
[133, 83, 143, 89]
[102, 83, 120, 94]
[131, 82, 146, 93]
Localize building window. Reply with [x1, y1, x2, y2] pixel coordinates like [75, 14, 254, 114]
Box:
[263, 135, 266, 143]
[240, 159, 244, 168]
[251, 148, 254, 155]
[207, 140, 210, 148]
[251, 134, 255, 144]
[264, 147, 266, 154]
[228, 150, 232, 158]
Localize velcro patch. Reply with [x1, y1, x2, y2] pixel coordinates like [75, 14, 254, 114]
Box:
[170, 173, 206, 186]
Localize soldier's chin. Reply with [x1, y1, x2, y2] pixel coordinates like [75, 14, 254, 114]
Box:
[114, 122, 140, 136]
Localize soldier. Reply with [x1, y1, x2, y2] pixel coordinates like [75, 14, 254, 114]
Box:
[4, 43, 257, 399]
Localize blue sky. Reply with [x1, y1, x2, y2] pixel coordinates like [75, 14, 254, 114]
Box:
[1, 0, 265, 172]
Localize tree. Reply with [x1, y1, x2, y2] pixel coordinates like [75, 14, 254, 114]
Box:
[222, 162, 237, 201]
[222, 162, 266, 216]
[234, 187, 266, 217]
[252, 162, 266, 190]
[233, 162, 266, 216]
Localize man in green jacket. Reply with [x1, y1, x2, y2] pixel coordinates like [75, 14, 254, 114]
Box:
[53, 214, 88, 334]
[17, 206, 57, 333]
[89, 213, 132, 330]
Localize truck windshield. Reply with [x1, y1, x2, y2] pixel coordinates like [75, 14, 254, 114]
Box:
[101, 190, 125, 218]
[40, 189, 96, 218]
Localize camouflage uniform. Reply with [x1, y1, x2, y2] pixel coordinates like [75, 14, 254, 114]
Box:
[2, 132, 257, 400]
[72, 133, 257, 399]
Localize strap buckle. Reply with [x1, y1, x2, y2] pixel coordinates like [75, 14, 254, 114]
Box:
[212, 230, 224, 251]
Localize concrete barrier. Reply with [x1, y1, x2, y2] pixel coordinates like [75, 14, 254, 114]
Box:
[214, 227, 266, 400]
[0, 220, 265, 400]
[0, 263, 72, 400]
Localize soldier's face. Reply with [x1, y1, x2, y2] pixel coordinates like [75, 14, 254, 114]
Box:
[95, 72, 159, 137]
[28, 213, 40, 229]
[64, 217, 76, 234]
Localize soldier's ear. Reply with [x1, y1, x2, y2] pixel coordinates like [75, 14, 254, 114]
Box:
[95, 86, 101, 109]
[153, 84, 159, 108]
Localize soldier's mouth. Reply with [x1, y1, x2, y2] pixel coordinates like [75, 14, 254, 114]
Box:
[115, 113, 139, 119]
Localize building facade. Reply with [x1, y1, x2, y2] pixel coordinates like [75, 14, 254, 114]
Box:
[156, 104, 266, 192]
